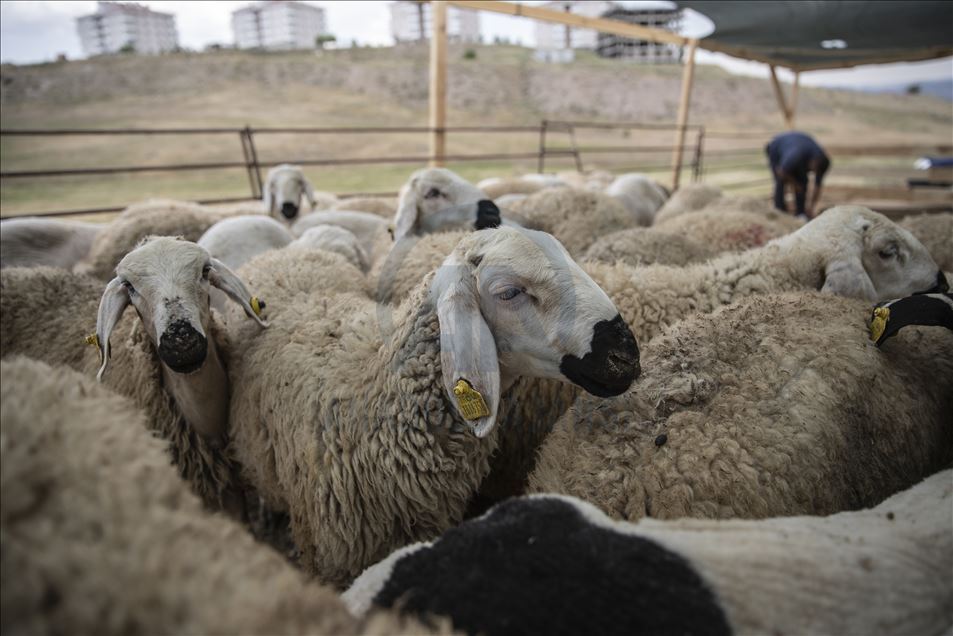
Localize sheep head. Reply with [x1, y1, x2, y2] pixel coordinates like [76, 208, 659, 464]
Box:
[431, 227, 640, 437]
[264, 164, 316, 222]
[394, 168, 502, 241]
[93, 236, 267, 382]
[781, 205, 947, 302]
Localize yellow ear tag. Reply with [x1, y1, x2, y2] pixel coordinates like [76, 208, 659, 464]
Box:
[870, 306, 890, 342]
[453, 379, 490, 420]
[250, 296, 263, 317]
[85, 333, 103, 364]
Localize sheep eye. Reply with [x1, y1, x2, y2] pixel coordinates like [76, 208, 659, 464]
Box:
[202, 264, 212, 279]
[121, 280, 137, 295]
[879, 245, 898, 259]
[497, 287, 522, 301]
[424, 187, 442, 199]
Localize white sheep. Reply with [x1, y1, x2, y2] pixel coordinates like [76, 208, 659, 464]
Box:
[226, 226, 640, 586]
[346, 470, 952, 636]
[586, 205, 948, 343]
[584, 227, 717, 268]
[529, 291, 953, 523]
[476, 176, 549, 200]
[0, 216, 103, 270]
[262, 163, 317, 223]
[0, 237, 267, 514]
[605, 173, 669, 226]
[654, 208, 803, 253]
[393, 168, 503, 241]
[653, 182, 724, 224]
[332, 196, 397, 218]
[289, 225, 370, 273]
[75, 199, 223, 280]
[291, 210, 392, 266]
[899, 211, 953, 271]
[505, 187, 636, 256]
[0, 356, 438, 636]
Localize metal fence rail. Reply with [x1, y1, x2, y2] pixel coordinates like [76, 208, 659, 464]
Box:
[0, 119, 705, 219]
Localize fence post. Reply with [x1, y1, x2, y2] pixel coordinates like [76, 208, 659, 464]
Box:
[568, 124, 583, 172]
[670, 38, 698, 190]
[537, 119, 548, 174]
[692, 126, 705, 182]
[429, 0, 447, 167]
[244, 126, 263, 199]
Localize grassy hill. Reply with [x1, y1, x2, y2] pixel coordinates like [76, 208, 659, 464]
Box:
[2, 45, 950, 216]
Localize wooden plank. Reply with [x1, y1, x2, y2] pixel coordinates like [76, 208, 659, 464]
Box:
[768, 65, 793, 129]
[441, 0, 688, 47]
[790, 72, 799, 128]
[429, 0, 447, 167]
[670, 39, 698, 190]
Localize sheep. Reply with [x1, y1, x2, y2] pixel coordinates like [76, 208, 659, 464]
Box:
[556, 169, 614, 191]
[370, 230, 466, 304]
[586, 205, 948, 343]
[291, 210, 392, 266]
[0, 237, 268, 514]
[654, 208, 803, 253]
[505, 187, 635, 256]
[584, 227, 717, 268]
[653, 182, 724, 224]
[0, 356, 441, 636]
[476, 176, 548, 200]
[345, 471, 952, 636]
[333, 196, 398, 218]
[289, 225, 370, 273]
[900, 212, 953, 271]
[198, 215, 294, 271]
[0, 216, 103, 270]
[76, 199, 222, 280]
[605, 173, 669, 226]
[393, 167, 502, 241]
[262, 163, 319, 223]
[226, 226, 641, 586]
[528, 291, 953, 524]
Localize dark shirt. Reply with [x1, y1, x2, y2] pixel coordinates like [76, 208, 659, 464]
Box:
[766, 132, 830, 185]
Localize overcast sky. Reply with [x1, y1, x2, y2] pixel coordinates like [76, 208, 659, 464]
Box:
[1, 0, 951, 88]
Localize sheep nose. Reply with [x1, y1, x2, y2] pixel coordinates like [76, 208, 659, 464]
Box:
[158, 320, 208, 374]
[559, 314, 641, 398]
[475, 199, 501, 230]
[280, 202, 299, 219]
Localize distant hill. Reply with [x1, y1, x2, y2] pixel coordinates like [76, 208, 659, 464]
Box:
[849, 78, 953, 102]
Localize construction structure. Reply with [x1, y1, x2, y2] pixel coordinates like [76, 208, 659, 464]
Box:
[231, 1, 330, 51]
[391, 1, 480, 44]
[75, 2, 178, 57]
[534, 1, 682, 64]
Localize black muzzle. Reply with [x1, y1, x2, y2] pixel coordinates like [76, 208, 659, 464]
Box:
[559, 314, 640, 398]
[475, 199, 502, 230]
[158, 320, 208, 374]
[280, 202, 299, 220]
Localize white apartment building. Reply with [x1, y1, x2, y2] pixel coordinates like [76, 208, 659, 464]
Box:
[76, 2, 178, 56]
[534, 1, 682, 63]
[232, 1, 329, 51]
[390, 2, 480, 44]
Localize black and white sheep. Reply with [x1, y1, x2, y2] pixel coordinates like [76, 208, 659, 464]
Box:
[345, 471, 952, 636]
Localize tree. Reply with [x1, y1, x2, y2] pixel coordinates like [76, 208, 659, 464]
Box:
[315, 34, 336, 50]
[118, 41, 136, 54]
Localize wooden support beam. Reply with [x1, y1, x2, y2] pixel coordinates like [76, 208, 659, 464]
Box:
[670, 39, 698, 191]
[769, 65, 794, 129]
[442, 0, 688, 46]
[429, 1, 447, 167]
[790, 71, 800, 128]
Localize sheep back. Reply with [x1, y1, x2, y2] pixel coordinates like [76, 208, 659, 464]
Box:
[900, 212, 953, 271]
[584, 227, 717, 268]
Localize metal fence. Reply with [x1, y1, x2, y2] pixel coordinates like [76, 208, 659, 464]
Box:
[0, 120, 706, 219]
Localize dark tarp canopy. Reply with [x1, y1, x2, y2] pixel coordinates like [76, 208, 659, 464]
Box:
[677, 1, 953, 70]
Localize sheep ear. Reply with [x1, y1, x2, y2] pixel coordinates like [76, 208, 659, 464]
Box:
[94, 277, 130, 382]
[433, 262, 500, 438]
[208, 258, 269, 327]
[300, 176, 316, 207]
[822, 258, 877, 301]
[393, 182, 419, 242]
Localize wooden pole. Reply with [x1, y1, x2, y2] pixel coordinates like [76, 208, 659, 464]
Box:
[670, 39, 698, 191]
[429, 0, 447, 167]
[769, 65, 793, 129]
[790, 71, 800, 128]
